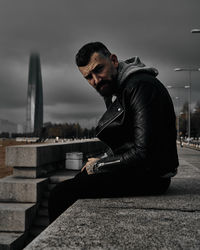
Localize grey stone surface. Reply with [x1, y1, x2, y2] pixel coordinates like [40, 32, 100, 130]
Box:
[0, 232, 26, 250]
[25, 199, 200, 250]
[6, 139, 106, 168]
[25, 146, 200, 249]
[6, 146, 37, 167]
[0, 176, 47, 202]
[178, 146, 200, 171]
[176, 159, 200, 178]
[0, 203, 36, 232]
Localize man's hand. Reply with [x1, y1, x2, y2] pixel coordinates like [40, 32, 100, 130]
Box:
[81, 158, 100, 175]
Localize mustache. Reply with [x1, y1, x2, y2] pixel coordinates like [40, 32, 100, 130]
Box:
[96, 80, 110, 91]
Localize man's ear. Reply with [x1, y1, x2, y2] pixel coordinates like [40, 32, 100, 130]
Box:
[110, 54, 119, 68]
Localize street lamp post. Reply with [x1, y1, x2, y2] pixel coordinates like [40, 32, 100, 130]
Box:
[174, 68, 200, 141]
[175, 96, 180, 140]
[191, 29, 200, 33]
[167, 85, 186, 139]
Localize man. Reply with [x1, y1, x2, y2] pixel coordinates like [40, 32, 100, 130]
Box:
[48, 42, 179, 223]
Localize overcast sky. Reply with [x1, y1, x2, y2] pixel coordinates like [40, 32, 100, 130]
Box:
[0, 0, 200, 128]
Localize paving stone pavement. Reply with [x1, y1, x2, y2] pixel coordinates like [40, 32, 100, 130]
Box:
[25, 146, 200, 250]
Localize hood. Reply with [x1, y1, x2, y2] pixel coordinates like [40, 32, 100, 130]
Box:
[103, 57, 159, 109]
[117, 56, 159, 85]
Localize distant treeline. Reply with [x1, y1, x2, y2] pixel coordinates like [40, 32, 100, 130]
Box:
[1, 101, 200, 139]
[0, 122, 96, 139]
[39, 122, 97, 139]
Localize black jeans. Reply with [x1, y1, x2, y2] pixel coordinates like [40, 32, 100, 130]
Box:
[48, 169, 171, 223]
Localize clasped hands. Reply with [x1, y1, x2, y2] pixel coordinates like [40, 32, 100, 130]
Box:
[81, 158, 100, 175]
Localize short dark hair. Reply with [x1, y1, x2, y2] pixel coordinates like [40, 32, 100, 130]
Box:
[75, 42, 111, 67]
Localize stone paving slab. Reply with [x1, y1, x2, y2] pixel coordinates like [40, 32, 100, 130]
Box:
[178, 147, 200, 171]
[176, 159, 200, 178]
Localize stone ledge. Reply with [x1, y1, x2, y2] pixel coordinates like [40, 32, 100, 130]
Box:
[24, 147, 200, 249]
[24, 198, 200, 250]
[6, 139, 105, 168]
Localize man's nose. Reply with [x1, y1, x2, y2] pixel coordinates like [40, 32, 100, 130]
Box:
[93, 74, 101, 85]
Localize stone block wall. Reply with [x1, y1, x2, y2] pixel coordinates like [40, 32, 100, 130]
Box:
[0, 139, 106, 250]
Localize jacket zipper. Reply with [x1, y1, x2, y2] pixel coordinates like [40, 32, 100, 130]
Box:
[96, 109, 124, 136]
[97, 159, 121, 167]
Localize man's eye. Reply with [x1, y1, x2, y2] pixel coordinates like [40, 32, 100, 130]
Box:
[85, 74, 92, 80]
[93, 65, 104, 74]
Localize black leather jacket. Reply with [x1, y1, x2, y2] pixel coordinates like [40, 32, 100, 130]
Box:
[94, 72, 179, 177]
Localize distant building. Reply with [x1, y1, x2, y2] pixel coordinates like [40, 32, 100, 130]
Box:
[0, 119, 18, 134]
[26, 53, 43, 135]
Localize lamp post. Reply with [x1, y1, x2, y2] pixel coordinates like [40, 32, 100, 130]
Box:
[174, 68, 200, 141]
[167, 85, 186, 139]
[191, 29, 200, 33]
[175, 96, 180, 139]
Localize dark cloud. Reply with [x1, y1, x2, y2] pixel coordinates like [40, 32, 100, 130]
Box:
[0, 0, 199, 127]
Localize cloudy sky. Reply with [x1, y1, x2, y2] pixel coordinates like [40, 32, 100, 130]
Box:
[0, 0, 199, 128]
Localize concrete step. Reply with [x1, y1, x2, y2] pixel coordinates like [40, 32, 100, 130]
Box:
[0, 203, 36, 232]
[0, 232, 27, 250]
[38, 208, 48, 217]
[33, 216, 49, 227]
[0, 176, 48, 203]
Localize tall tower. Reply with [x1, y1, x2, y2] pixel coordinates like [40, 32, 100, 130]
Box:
[26, 53, 43, 135]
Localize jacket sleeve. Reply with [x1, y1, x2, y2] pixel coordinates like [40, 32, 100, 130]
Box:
[93, 78, 158, 174]
[120, 79, 157, 166]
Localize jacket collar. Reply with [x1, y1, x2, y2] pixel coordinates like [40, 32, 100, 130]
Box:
[96, 98, 124, 136]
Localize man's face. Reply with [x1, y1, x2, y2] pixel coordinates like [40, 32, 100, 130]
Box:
[79, 52, 119, 97]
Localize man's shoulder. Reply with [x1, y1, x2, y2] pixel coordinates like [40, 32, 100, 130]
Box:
[126, 71, 157, 83]
[121, 71, 158, 91]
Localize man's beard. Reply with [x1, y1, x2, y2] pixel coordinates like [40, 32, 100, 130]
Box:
[95, 78, 117, 97]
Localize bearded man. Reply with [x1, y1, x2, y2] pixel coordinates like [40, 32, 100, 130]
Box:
[48, 42, 179, 223]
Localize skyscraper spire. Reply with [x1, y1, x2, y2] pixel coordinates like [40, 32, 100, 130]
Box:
[26, 53, 43, 135]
